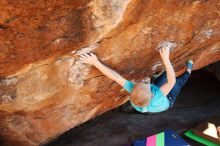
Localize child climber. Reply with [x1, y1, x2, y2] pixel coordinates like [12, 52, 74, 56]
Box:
[79, 47, 193, 113]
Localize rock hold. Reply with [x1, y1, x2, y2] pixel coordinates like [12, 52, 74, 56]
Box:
[203, 29, 214, 39]
[157, 41, 177, 51]
[76, 43, 100, 55]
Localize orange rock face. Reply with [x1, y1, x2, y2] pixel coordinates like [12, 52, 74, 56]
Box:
[0, 0, 220, 145]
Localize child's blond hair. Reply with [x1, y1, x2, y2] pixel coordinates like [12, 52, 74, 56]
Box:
[130, 82, 152, 106]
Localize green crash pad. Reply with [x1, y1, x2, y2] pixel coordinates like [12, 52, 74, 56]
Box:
[185, 130, 220, 146]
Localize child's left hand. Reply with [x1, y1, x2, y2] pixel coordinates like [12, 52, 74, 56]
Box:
[159, 47, 170, 60]
[79, 53, 99, 65]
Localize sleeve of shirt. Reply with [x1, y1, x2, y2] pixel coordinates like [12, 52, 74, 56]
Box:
[123, 80, 135, 93]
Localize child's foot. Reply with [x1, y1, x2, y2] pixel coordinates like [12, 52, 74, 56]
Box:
[186, 60, 193, 74]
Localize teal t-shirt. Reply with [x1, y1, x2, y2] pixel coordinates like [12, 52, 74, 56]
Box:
[123, 80, 170, 113]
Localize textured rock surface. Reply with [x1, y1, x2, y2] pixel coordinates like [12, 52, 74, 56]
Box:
[0, 0, 220, 145]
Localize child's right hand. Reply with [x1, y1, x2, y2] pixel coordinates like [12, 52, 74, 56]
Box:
[79, 53, 99, 65]
[159, 47, 170, 60]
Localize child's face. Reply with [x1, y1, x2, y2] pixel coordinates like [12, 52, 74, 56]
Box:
[131, 82, 152, 107]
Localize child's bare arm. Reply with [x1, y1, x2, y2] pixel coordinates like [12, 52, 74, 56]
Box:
[79, 53, 127, 87]
[159, 48, 176, 96]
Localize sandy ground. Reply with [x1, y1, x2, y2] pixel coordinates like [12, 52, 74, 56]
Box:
[45, 70, 220, 146]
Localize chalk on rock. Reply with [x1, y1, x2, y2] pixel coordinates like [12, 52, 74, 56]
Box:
[70, 50, 77, 54]
[76, 43, 99, 55]
[157, 41, 177, 51]
[2, 77, 18, 85]
[203, 29, 213, 39]
[1, 95, 13, 104]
